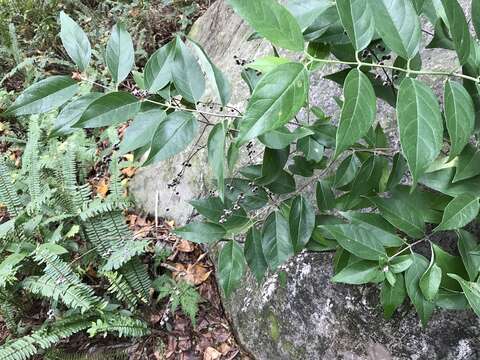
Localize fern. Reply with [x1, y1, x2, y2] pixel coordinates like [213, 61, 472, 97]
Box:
[104, 271, 139, 309]
[44, 349, 129, 360]
[0, 159, 22, 216]
[0, 314, 92, 360]
[0, 290, 18, 332]
[21, 119, 44, 207]
[24, 245, 100, 312]
[0, 252, 28, 287]
[102, 240, 149, 272]
[87, 314, 150, 338]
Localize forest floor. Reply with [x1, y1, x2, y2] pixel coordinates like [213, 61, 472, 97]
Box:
[0, 1, 248, 359]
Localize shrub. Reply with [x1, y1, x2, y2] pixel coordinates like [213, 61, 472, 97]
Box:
[3, 0, 480, 333]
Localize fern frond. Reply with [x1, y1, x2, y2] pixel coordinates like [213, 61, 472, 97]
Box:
[0, 290, 18, 332]
[0, 252, 28, 287]
[0, 314, 92, 360]
[80, 199, 128, 221]
[21, 119, 44, 207]
[0, 159, 22, 216]
[24, 245, 100, 312]
[45, 348, 129, 360]
[120, 258, 151, 304]
[104, 271, 138, 309]
[87, 314, 150, 338]
[102, 240, 149, 272]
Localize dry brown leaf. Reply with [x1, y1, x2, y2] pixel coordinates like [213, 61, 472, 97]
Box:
[123, 154, 134, 162]
[219, 343, 232, 355]
[95, 179, 109, 198]
[174, 264, 212, 285]
[203, 347, 222, 360]
[166, 220, 175, 228]
[121, 167, 136, 177]
[176, 240, 195, 253]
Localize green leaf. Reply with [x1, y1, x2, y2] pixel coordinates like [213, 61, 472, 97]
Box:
[447, 273, 480, 316]
[256, 147, 289, 186]
[289, 196, 315, 253]
[386, 152, 408, 190]
[208, 122, 226, 201]
[244, 227, 268, 283]
[434, 194, 479, 232]
[189, 39, 231, 106]
[59, 11, 91, 71]
[369, 0, 421, 59]
[334, 69, 376, 158]
[436, 289, 469, 310]
[267, 171, 296, 195]
[5, 76, 79, 116]
[333, 259, 382, 284]
[419, 255, 442, 301]
[144, 40, 175, 93]
[51, 93, 102, 136]
[433, 243, 469, 291]
[397, 77, 443, 184]
[319, 224, 386, 260]
[453, 145, 480, 183]
[444, 81, 475, 160]
[189, 197, 249, 231]
[227, 0, 304, 51]
[246, 56, 290, 74]
[333, 154, 360, 189]
[106, 23, 135, 84]
[172, 38, 205, 104]
[381, 273, 406, 318]
[224, 178, 269, 211]
[145, 112, 198, 165]
[297, 136, 324, 162]
[316, 180, 335, 211]
[119, 108, 166, 154]
[345, 156, 387, 206]
[236, 62, 309, 145]
[457, 230, 480, 281]
[368, 195, 425, 239]
[75, 92, 141, 128]
[285, 0, 332, 30]
[174, 222, 226, 244]
[441, 0, 472, 65]
[389, 255, 414, 273]
[405, 254, 435, 326]
[258, 126, 314, 149]
[262, 212, 293, 269]
[336, 0, 374, 51]
[218, 240, 245, 296]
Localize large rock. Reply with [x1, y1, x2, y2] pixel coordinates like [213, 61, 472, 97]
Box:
[224, 252, 480, 360]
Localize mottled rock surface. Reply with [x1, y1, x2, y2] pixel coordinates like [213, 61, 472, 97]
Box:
[132, 0, 480, 358]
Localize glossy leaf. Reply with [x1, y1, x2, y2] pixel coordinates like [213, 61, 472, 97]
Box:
[316, 180, 335, 211]
[334, 69, 376, 158]
[419, 256, 442, 301]
[247, 56, 290, 74]
[262, 212, 293, 269]
[189, 197, 249, 231]
[244, 227, 268, 282]
[51, 93, 102, 136]
[259, 126, 314, 149]
[144, 40, 175, 93]
[59, 11, 91, 71]
[174, 222, 226, 244]
[189, 38, 231, 106]
[444, 81, 475, 160]
[289, 196, 315, 253]
[286, 0, 332, 30]
[297, 136, 324, 162]
[256, 147, 289, 186]
[435, 194, 479, 232]
[145, 111, 197, 164]
[405, 254, 435, 326]
[386, 153, 408, 190]
[5, 76, 79, 116]
[448, 274, 480, 316]
[236, 62, 309, 145]
[473, 0, 480, 39]
[172, 38, 205, 104]
[75, 92, 140, 128]
[332, 259, 382, 284]
[227, 0, 304, 51]
[381, 273, 406, 318]
[336, 0, 375, 51]
[453, 145, 480, 183]
[369, 0, 421, 59]
[441, 0, 471, 65]
[106, 23, 134, 84]
[433, 244, 469, 291]
[208, 122, 226, 201]
[389, 255, 414, 273]
[368, 195, 425, 239]
[457, 230, 480, 281]
[218, 240, 245, 296]
[119, 108, 166, 154]
[397, 78, 443, 184]
[319, 224, 387, 261]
